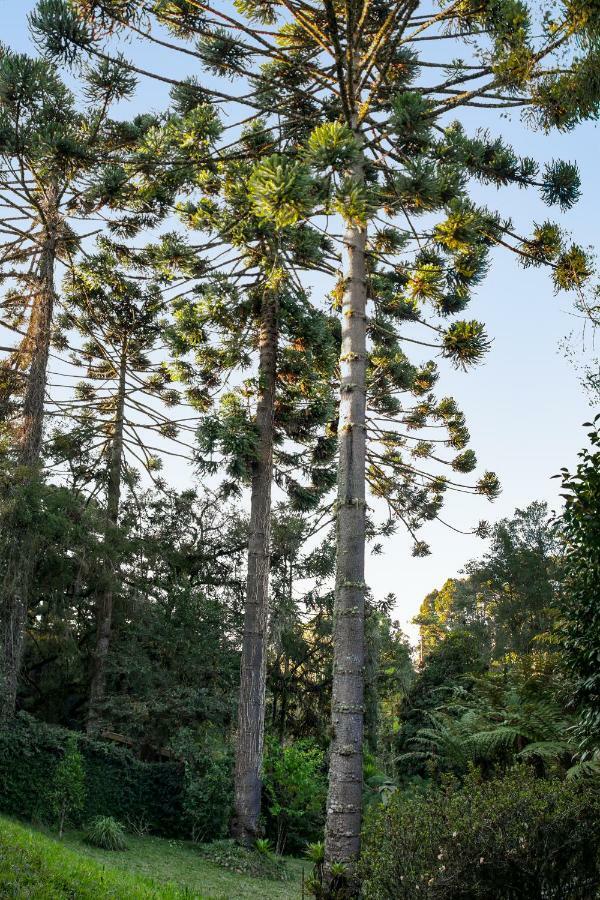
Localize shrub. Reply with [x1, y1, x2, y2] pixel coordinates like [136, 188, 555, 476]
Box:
[85, 816, 128, 851]
[46, 734, 86, 837]
[360, 767, 600, 899]
[0, 713, 183, 836]
[199, 839, 288, 881]
[262, 738, 327, 855]
[559, 419, 600, 746]
[255, 838, 274, 855]
[169, 726, 232, 843]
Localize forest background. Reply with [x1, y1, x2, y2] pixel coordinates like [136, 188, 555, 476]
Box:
[3, 0, 598, 638]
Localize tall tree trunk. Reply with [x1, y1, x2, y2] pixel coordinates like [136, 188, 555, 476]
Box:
[278, 555, 293, 744]
[86, 340, 127, 734]
[232, 291, 279, 845]
[324, 145, 368, 878]
[0, 238, 57, 719]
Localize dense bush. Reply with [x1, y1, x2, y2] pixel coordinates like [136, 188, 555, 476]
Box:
[262, 738, 327, 855]
[170, 727, 233, 842]
[199, 839, 288, 881]
[559, 419, 600, 746]
[85, 816, 128, 851]
[360, 767, 600, 899]
[47, 734, 86, 837]
[0, 713, 184, 837]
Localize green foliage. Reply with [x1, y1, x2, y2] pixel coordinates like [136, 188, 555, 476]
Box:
[332, 176, 374, 225]
[362, 752, 397, 810]
[399, 671, 575, 779]
[361, 768, 600, 899]
[395, 629, 487, 776]
[559, 418, 600, 747]
[196, 27, 249, 78]
[442, 320, 491, 370]
[262, 738, 327, 855]
[530, 49, 600, 131]
[85, 816, 128, 851]
[255, 837, 273, 855]
[0, 714, 185, 837]
[541, 160, 582, 210]
[390, 92, 434, 150]
[307, 852, 352, 900]
[29, 0, 93, 63]
[553, 244, 593, 292]
[249, 154, 313, 228]
[306, 121, 359, 170]
[233, 0, 277, 25]
[47, 735, 86, 837]
[0, 816, 190, 899]
[199, 838, 289, 881]
[169, 727, 232, 843]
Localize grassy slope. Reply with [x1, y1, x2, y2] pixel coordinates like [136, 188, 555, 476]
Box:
[0, 817, 306, 899]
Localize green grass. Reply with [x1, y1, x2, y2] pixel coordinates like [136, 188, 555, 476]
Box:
[0, 816, 307, 899]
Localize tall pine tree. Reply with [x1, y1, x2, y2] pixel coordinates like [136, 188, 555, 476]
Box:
[0, 48, 140, 717]
[33, 0, 600, 880]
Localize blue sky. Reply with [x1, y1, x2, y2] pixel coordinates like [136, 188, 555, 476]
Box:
[3, 1, 598, 639]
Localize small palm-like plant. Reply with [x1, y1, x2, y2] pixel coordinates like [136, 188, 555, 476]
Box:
[305, 840, 324, 878]
[85, 816, 128, 851]
[255, 837, 274, 856]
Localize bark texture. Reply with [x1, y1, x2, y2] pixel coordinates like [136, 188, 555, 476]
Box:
[86, 341, 127, 734]
[324, 148, 367, 876]
[232, 292, 279, 845]
[0, 238, 57, 719]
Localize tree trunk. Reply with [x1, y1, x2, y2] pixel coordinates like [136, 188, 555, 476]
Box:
[232, 291, 279, 845]
[86, 341, 127, 734]
[0, 239, 56, 719]
[324, 145, 367, 879]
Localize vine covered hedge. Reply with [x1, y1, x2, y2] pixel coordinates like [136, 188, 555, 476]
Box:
[360, 767, 600, 899]
[0, 714, 184, 836]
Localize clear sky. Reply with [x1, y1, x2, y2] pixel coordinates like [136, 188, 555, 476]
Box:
[3, 1, 598, 641]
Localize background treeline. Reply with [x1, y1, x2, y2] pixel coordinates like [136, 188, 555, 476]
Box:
[3, 468, 600, 879]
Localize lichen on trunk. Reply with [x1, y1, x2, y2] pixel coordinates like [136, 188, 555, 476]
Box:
[324, 144, 367, 880]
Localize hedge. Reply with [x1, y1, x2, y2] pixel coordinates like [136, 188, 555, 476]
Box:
[360, 767, 600, 899]
[0, 713, 184, 836]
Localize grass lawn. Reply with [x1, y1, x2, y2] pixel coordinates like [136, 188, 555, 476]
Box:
[0, 816, 307, 899]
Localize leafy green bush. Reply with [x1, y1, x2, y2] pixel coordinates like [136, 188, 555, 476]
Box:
[255, 837, 273, 855]
[559, 418, 600, 746]
[85, 816, 128, 851]
[0, 713, 184, 837]
[199, 839, 288, 881]
[360, 767, 600, 899]
[169, 726, 232, 842]
[262, 738, 327, 855]
[47, 734, 86, 837]
[363, 752, 397, 810]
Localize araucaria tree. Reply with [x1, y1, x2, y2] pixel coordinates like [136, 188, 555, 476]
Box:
[33, 0, 600, 882]
[0, 48, 139, 718]
[235, 1, 597, 880]
[51, 246, 192, 732]
[161, 128, 338, 840]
